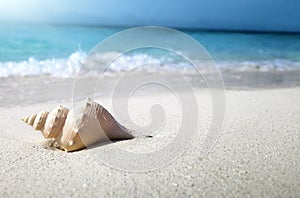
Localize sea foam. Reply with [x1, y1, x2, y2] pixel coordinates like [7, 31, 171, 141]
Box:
[1, 51, 300, 78]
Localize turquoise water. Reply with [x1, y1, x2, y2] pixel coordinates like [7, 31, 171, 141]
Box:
[1, 23, 300, 77]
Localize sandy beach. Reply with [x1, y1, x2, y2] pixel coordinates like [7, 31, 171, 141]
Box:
[0, 82, 299, 197]
[1, 0, 300, 196]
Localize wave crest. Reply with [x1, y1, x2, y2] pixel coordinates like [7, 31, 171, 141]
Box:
[0, 51, 86, 78]
[1, 51, 300, 78]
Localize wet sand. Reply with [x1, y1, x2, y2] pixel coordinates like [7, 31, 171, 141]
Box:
[1, 70, 300, 107]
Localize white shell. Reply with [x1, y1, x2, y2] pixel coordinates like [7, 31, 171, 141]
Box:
[21, 98, 133, 151]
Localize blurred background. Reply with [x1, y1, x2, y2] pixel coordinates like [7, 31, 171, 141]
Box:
[1, 0, 300, 77]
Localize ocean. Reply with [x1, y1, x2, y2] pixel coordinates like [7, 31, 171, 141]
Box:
[1, 23, 300, 78]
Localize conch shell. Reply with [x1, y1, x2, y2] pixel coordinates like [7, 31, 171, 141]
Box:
[21, 98, 133, 152]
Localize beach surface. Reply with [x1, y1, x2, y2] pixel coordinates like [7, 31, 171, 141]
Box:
[0, 83, 299, 197]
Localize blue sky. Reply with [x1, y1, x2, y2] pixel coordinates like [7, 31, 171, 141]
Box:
[0, 0, 300, 32]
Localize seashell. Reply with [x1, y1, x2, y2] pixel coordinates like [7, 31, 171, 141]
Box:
[21, 98, 133, 152]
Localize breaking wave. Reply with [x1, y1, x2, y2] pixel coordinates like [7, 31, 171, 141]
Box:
[1, 51, 300, 78]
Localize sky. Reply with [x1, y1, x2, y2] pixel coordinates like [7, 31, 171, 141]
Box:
[0, 0, 300, 32]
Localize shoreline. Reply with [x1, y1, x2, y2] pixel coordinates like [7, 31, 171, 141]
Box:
[1, 70, 300, 107]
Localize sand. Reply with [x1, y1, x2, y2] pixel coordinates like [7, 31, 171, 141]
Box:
[0, 86, 299, 197]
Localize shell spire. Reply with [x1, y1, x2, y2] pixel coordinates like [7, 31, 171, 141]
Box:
[22, 114, 37, 126]
[21, 98, 133, 152]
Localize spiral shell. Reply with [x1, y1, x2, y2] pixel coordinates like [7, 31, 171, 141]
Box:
[21, 98, 133, 152]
